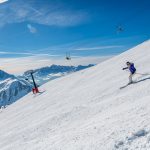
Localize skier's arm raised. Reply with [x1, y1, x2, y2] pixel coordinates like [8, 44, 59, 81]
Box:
[122, 67, 128, 70]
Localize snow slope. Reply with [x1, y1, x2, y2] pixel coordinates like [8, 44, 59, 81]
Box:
[0, 40, 150, 150]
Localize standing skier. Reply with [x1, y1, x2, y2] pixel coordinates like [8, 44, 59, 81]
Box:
[122, 61, 136, 84]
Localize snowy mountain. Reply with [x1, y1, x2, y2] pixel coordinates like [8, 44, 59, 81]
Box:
[0, 70, 31, 107]
[0, 70, 14, 80]
[0, 40, 150, 150]
[0, 65, 93, 107]
[23, 64, 94, 86]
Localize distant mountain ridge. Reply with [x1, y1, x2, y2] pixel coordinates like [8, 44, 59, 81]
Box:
[0, 70, 14, 81]
[24, 64, 94, 86]
[24, 64, 94, 75]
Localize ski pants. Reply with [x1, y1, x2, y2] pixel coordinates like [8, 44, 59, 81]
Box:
[129, 72, 135, 83]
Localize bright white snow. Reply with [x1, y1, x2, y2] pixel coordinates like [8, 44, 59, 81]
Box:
[0, 40, 150, 150]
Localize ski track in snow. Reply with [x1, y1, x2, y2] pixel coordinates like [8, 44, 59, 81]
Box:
[0, 40, 150, 149]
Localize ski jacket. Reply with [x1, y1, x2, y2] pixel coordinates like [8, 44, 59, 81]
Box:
[129, 63, 136, 74]
[123, 63, 136, 74]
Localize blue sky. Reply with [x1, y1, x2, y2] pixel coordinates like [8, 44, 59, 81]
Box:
[0, 0, 150, 67]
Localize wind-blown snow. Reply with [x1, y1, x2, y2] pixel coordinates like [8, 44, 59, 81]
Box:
[0, 40, 150, 150]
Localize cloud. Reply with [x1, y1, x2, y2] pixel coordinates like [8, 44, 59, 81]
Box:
[0, 51, 63, 57]
[0, 51, 33, 55]
[0, 0, 88, 27]
[0, 0, 8, 4]
[27, 24, 37, 33]
[28, 40, 125, 54]
[74, 45, 124, 51]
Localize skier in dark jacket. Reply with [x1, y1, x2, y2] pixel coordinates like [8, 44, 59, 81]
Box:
[123, 62, 136, 84]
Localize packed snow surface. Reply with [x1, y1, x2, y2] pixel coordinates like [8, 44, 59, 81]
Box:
[0, 40, 150, 150]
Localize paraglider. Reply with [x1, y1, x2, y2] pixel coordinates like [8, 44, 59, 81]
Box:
[116, 25, 124, 34]
[66, 52, 71, 60]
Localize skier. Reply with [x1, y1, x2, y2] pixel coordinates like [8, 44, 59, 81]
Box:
[122, 61, 136, 84]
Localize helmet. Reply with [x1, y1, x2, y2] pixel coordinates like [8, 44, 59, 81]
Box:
[126, 61, 130, 65]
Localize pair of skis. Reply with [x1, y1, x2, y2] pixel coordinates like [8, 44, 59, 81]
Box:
[120, 82, 136, 89]
[120, 73, 150, 89]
